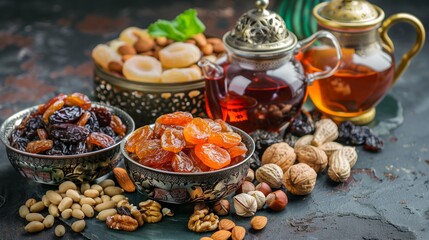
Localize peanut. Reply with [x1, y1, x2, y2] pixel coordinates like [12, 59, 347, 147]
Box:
[25, 213, 44, 222]
[71, 203, 81, 210]
[71, 220, 86, 233]
[80, 182, 90, 193]
[94, 197, 103, 205]
[99, 179, 115, 189]
[81, 204, 94, 218]
[94, 200, 116, 212]
[72, 209, 85, 220]
[48, 204, 60, 217]
[55, 225, 66, 237]
[61, 209, 72, 219]
[43, 215, 54, 228]
[41, 195, 50, 207]
[25, 221, 45, 233]
[58, 197, 73, 212]
[25, 198, 36, 208]
[66, 189, 81, 202]
[96, 208, 117, 221]
[84, 189, 100, 198]
[46, 190, 62, 205]
[19, 205, 30, 218]
[111, 194, 127, 203]
[91, 184, 103, 193]
[104, 186, 124, 196]
[29, 201, 45, 213]
[101, 195, 111, 203]
[59, 181, 77, 193]
[80, 197, 96, 206]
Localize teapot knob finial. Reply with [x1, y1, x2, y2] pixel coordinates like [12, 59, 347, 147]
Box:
[256, 0, 269, 12]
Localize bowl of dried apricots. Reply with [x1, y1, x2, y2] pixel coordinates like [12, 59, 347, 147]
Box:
[92, 9, 226, 127]
[0, 93, 135, 184]
[121, 111, 255, 204]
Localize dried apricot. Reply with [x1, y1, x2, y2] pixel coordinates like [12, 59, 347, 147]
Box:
[183, 118, 210, 145]
[64, 93, 91, 110]
[227, 142, 248, 158]
[215, 119, 233, 132]
[126, 126, 153, 153]
[205, 119, 222, 132]
[208, 131, 241, 149]
[187, 148, 210, 172]
[88, 132, 115, 148]
[136, 139, 173, 168]
[156, 111, 193, 126]
[194, 143, 231, 169]
[172, 151, 194, 172]
[161, 128, 186, 153]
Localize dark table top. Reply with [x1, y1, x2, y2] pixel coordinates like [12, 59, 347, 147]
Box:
[1, 0, 428, 239]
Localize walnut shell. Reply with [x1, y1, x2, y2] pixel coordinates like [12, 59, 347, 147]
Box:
[312, 119, 338, 146]
[328, 150, 351, 182]
[255, 163, 283, 189]
[261, 142, 296, 172]
[295, 145, 328, 173]
[282, 163, 317, 195]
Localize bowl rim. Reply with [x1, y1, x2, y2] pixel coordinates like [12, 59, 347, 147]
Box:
[121, 125, 255, 176]
[0, 102, 135, 159]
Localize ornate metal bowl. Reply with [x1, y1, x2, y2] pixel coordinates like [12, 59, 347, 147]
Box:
[0, 103, 135, 185]
[93, 63, 206, 127]
[121, 126, 255, 204]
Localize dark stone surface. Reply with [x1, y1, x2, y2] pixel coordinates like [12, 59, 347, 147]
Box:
[0, 0, 428, 239]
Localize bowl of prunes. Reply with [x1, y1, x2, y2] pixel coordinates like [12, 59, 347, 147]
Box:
[0, 93, 135, 184]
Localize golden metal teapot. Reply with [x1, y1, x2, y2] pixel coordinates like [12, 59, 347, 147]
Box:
[301, 0, 425, 124]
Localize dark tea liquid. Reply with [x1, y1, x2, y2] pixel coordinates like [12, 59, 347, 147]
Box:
[205, 60, 307, 133]
[301, 47, 395, 118]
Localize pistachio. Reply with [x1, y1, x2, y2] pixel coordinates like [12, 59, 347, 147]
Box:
[233, 193, 257, 217]
[247, 191, 266, 210]
[213, 199, 230, 216]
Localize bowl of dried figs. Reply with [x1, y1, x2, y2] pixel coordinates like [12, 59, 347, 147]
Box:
[121, 111, 255, 204]
[0, 93, 135, 184]
[92, 9, 226, 127]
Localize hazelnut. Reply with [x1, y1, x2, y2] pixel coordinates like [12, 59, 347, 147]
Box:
[236, 181, 255, 194]
[255, 182, 272, 197]
[213, 199, 230, 216]
[265, 190, 288, 211]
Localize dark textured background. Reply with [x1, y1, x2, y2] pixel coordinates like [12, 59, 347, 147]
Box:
[0, 0, 428, 239]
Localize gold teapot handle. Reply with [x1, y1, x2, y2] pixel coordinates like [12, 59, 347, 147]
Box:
[379, 13, 426, 85]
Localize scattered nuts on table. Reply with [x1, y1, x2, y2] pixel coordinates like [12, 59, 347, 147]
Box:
[211, 229, 231, 240]
[312, 119, 339, 146]
[233, 193, 257, 217]
[106, 214, 139, 232]
[247, 191, 266, 210]
[188, 207, 219, 232]
[255, 182, 272, 197]
[265, 190, 288, 211]
[218, 219, 235, 231]
[328, 150, 351, 182]
[261, 142, 296, 173]
[255, 163, 284, 189]
[295, 145, 328, 173]
[282, 163, 317, 195]
[213, 199, 230, 216]
[250, 216, 268, 230]
[231, 225, 246, 240]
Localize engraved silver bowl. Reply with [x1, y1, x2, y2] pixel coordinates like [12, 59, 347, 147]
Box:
[121, 126, 255, 204]
[93, 63, 206, 127]
[0, 103, 135, 185]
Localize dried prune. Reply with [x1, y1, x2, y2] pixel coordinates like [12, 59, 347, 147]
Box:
[50, 124, 89, 142]
[92, 107, 112, 127]
[88, 132, 115, 148]
[364, 135, 384, 152]
[49, 106, 83, 124]
[101, 126, 115, 138]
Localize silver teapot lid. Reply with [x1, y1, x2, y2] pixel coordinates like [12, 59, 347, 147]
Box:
[223, 0, 297, 59]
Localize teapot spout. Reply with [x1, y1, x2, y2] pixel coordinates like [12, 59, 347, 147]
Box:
[198, 58, 225, 80]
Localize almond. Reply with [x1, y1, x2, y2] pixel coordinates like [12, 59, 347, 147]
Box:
[118, 45, 136, 55]
[200, 237, 214, 240]
[113, 167, 136, 192]
[250, 216, 268, 230]
[218, 219, 235, 231]
[211, 230, 231, 240]
[231, 226, 246, 240]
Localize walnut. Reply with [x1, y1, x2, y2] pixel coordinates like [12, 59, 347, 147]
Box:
[106, 214, 138, 232]
[261, 142, 296, 173]
[131, 207, 144, 227]
[282, 163, 317, 195]
[188, 207, 219, 232]
[139, 200, 162, 223]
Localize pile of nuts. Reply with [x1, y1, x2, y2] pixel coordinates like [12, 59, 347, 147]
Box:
[18, 177, 168, 236]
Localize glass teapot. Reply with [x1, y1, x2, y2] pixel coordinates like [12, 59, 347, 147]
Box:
[301, 0, 425, 124]
[199, 0, 342, 133]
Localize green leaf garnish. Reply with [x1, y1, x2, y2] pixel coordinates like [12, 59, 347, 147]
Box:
[148, 8, 206, 41]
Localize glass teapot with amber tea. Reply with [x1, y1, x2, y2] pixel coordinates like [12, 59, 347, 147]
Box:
[301, 0, 425, 124]
[199, 0, 341, 133]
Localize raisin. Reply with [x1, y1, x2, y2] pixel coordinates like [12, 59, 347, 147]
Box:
[9, 129, 29, 151]
[208, 131, 241, 149]
[289, 118, 314, 137]
[25, 116, 44, 140]
[136, 139, 174, 168]
[88, 132, 115, 148]
[156, 111, 193, 126]
[50, 124, 89, 142]
[37, 93, 67, 115]
[161, 128, 186, 153]
[249, 152, 261, 171]
[183, 118, 210, 145]
[110, 115, 126, 137]
[194, 143, 231, 169]
[101, 126, 115, 138]
[91, 107, 112, 127]
[76, 111, 91, 126]
[116, 206, 132, 216]
[364, 135, 384, 152]
[84, 112, 100, 132]
[126, 126, 154, 153]
[64, 92, 91, 110]
[250, 130, 282, 156]
[42, 100, 65, 123]
[338, 121, 372, 145]
[49, 106, 83, 124]
[37, 128, 48, 140]
[25, 140, 53, 154]
[172, 151, 194, 172]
